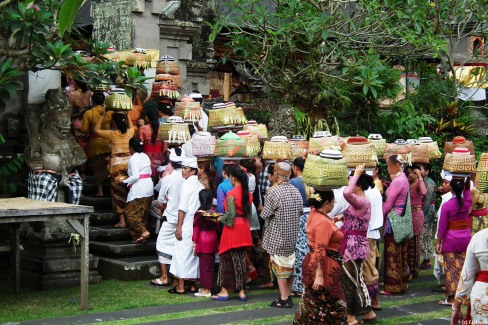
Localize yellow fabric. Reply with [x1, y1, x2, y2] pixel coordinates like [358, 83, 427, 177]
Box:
[80, 106, 114, 157]
[452, 66, 488, 88]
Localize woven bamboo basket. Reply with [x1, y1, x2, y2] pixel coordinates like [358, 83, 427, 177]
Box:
[214, 138, 248, 157]
[308, 137, 342, 154]
[175, 97, 201, 122]
[243, 123, 268, 139]
[368, 138, 387, 157]
[342, 143, 378, 168]
[383, 142, 412, 162]
[151, 81, 179, 99]
[244, 135, 261, 158]
[302, 154, 348, 188]
[105, 93, 133, 111]
[477, 153, 488, 193]
[411, 143, 430, 164]
[443, 152, 477, 174]
[444, 136, 475, 155]
[208, 107, 235, 128]
[290, 140, 309, 159]
[234, 107, 248, 125]
[191, 133, 216, 157]
[158, 123, 190, 144]
[125, 53, 152, 69]
[155, 74, 173, 81]
[156, 60, 180, 75]
[171, 74, 183, 89]
[262, 141, 292, 160]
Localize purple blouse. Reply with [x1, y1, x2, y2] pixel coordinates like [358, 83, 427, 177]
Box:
[342, 175, 371, 262]
[438, 188, 472, 253]
[410, 179, 426, 206]
[383, 173, 409, 216]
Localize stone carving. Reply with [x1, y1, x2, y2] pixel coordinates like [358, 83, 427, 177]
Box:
[24, 88, 87, 187]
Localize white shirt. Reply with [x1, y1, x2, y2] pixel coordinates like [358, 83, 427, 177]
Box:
[198, 109, 208, 132]
[329, 186, 349, 229]
[123, 152, 154, 202]
[178, 175, 204, 226]
[182, 140, 193, 158]
[435, 192, 453, 239]
[365, 187, 384, 239]
[157, 169, 185, 224]
[248, 174, 256, 194]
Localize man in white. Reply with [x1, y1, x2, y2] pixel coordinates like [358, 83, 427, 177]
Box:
[169, 157, 204, 294]
[151, 148, 185, 287]
[189, 91, 208, 132]
[364, 185, 384, 311]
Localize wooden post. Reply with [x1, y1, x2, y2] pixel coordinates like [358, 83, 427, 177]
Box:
[13, 223, 20, 293]
[80, 214, 89, 311]
[223, 72, 232, 101]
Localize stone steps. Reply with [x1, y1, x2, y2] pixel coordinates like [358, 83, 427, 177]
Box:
[90, 239, 156, 256]
[89, 210, 118, 226]
[97, 255, 159, 281]
[90, 225, 130, 241]
[80, 195, 113, 210]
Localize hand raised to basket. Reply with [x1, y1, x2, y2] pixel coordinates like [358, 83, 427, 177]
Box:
[354, 163, 365, 177]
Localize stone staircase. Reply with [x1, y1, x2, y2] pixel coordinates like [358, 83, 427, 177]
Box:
[82, 182, 160, 281]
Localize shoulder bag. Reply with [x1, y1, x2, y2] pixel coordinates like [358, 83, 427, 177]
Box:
[388, 192, 414, 244]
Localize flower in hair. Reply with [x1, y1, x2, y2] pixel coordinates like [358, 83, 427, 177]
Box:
[310, 193, 322, 202]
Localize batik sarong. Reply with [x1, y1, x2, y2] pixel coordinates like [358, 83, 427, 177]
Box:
[218, 247, 247, 291]
[443, 251, 466, 296]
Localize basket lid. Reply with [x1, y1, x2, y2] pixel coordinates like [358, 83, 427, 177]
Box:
[418, 137, 433, 143]
[220, 131, 241, 140]
[167, 116, 184, 123]
[313, 131, 332, 138]
[347, 136, 368, 145]
[180, 95, 195, 103]
[406, 139, 419, 145]
[270, 136, 288, 142]
[291, 135, 305, 140]
[452, 147, 471, 155]
[212, 103, 226, 109]
[155, 74, 173, 81]
[452, 136, 467, 144]
[319, 149, 343, 159]
[394, 139, 406, 145]
[368, 134, 383, 140]
[246, 120, 258, 125]
[159, 55, 175, 61]
[237, 130, 252, 137]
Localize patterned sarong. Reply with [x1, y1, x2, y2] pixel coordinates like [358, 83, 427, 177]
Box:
[443, 251, 466, 296]
[270, 253, 295, 280]
[218, 247, 247, 291]
[125, 196, 152, 240]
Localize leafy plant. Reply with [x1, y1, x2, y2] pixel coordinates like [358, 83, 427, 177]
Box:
[0, 155, 26, 195]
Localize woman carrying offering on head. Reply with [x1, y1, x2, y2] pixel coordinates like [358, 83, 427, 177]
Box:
[293, 190, 346, 324]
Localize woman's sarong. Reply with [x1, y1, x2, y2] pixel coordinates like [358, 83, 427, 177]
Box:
[218, 247, 247, 291]
[443, 251, 466, 296]
[294, 250, 347, 324]
[342, 259, 371, 315]
[109, 153, 130, 217]
[125, 196, 152, 240]
[382, 233, 409, 293]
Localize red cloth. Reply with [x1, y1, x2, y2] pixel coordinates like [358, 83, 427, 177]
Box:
[219, 185, 253, 254]
[448, 219, 469, 230]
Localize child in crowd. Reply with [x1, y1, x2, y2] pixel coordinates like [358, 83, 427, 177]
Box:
[192, 189, 219, 297]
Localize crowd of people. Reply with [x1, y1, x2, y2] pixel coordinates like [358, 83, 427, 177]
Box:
[66, 83, 488, 325]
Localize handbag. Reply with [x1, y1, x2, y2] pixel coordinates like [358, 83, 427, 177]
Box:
[388, 192, 414, 244]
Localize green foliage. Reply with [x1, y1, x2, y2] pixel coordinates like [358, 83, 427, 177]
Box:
[0, 155, 26, 195]
[58, 0, 84, 36]
[378, 101, 436, 141]
[0, 0, 149, 109]
[244, 109, 272, 125]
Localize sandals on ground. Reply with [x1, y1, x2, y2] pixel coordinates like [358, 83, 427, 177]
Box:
[133, 232, 150, 244]
[168, 286, 186, 294]
[269, 297, 292, 308]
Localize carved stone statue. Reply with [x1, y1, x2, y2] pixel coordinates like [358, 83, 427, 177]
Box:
[24, 88, 87, 203]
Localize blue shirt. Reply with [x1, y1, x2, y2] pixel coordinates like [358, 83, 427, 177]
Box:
[216, 178, 234, 213]
[289, 177, 306, 207]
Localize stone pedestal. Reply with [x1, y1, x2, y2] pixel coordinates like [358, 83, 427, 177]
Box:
[19, 230, 101, 290]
